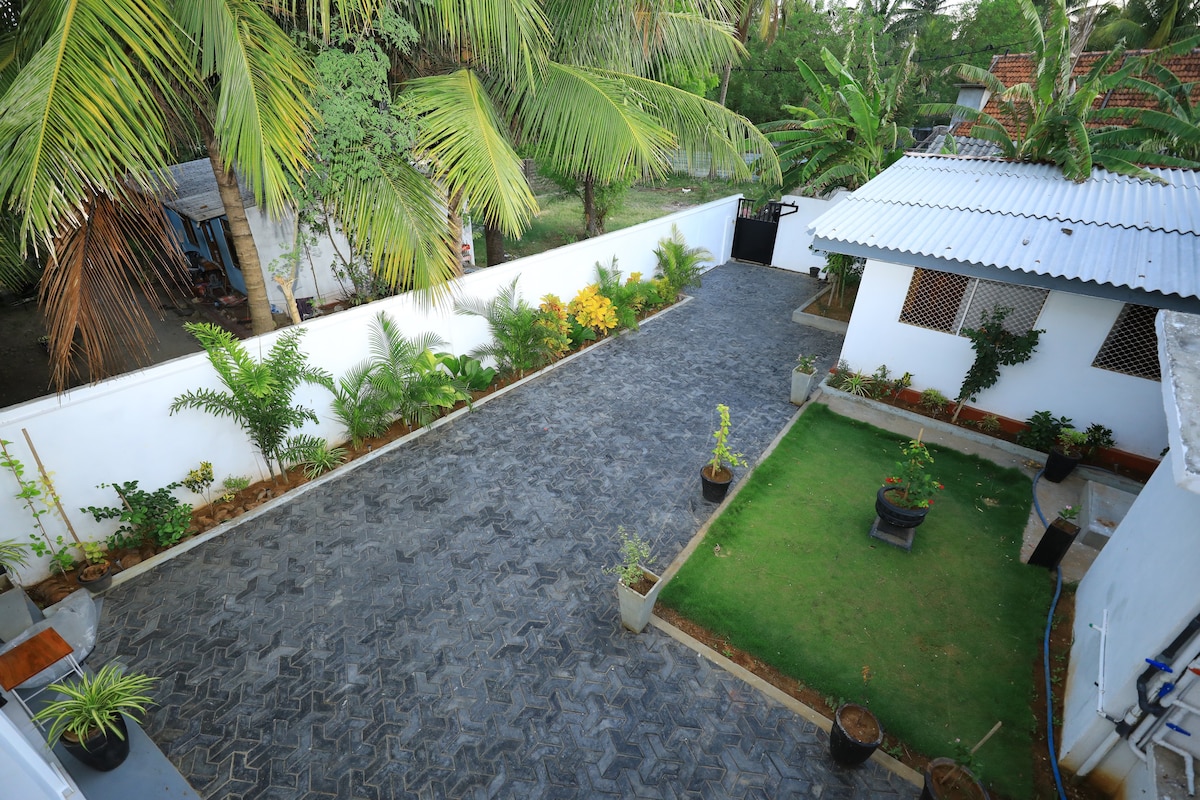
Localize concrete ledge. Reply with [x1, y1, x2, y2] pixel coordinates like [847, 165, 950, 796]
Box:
[791, 286, 849, 334]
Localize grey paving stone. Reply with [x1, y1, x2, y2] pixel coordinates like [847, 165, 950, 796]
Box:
[93, 262, 917, 799]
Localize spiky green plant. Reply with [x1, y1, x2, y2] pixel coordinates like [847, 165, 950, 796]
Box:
[653, 225, 713, 299]
[31, 665, 157, 746]
[455, 279, 555, 377]
[170, 323, 331, 478]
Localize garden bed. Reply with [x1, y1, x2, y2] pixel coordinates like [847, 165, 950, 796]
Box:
[657, 403, 1053, 798]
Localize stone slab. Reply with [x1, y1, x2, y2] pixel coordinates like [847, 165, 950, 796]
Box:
[869, 518, 916, 551]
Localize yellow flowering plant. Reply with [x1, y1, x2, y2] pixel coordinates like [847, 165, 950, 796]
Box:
[536, 294, 572, 359]
[568, 285, 618, 334]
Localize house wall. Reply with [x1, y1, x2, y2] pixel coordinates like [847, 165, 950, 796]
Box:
[245, 207, 354, 310]
[0, 196, 737, 584]
[769, 194, 848, 273]
[1058, 458, 1200, 795]
[839, 261, 1168, 458]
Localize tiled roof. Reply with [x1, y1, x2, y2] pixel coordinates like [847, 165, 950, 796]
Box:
[808, 154, 1200, 302]
[952, 49, 1200, 138]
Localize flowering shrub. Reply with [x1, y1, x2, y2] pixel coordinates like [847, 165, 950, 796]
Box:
[882, 437, 944, 509]
[568, 285, 618, 334]
[536, 294, 572, 359]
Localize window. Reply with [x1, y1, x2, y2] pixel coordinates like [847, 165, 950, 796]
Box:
[899, 268, 1047, 336]
[1093, 304, 1160, 380]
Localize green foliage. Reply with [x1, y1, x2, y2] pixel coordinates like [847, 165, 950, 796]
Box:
[1056, 428, 1088, 457]
[795, 354, 817, 374]
[1085, 423, 1116, 455]
[919, 388, 950, 414]
[437, 353, 497, 393]
[0, 539, 30, 577]
[603, 526, 654, 587]
[49, 548, 76, 575]
[883, 438, 944, 509]
[219, 476, 251, 504]
[31, 664, 158, 746]
[0, 438, 63, 554]
[955, 307, 1042, 418]
[837, 370, 873, 397]
[823, 252, 862, 306]
[537, 163, 634, 237]
[328, 361, 392, 449]
[654, 225, 713, 299]
[708, 404, 748, 475]
[1018, 410, 1073, 453]
[182, 462, 215, 506]
[171, 323, 331, 478]
[763, 38, 916, 194]
[595, 259, 641, 331]
[456, 279, 556, 377]
[82, 540, 107, 565]
[978, 414, 1003, 435]
[294, 440, 348, 480]
[84, 481, 193, 550]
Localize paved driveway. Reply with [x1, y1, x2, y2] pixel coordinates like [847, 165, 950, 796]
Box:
[93, 262, 917, 799]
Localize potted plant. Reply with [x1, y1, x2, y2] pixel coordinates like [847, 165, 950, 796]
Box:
[829, 666, 883, 766]
[1028, 505, 1081, 569]
[1043, 427, 1087, 483]
[604, 527, 662, 633]
[77, 540, 113, 593]
[921, 757, 989, 799]
[31, 664, 158, 771]
[791, 354, 818, 406]
[701, 404, 747, 503]
[876, 436, 943, 529]
[0, 538, 29, 588]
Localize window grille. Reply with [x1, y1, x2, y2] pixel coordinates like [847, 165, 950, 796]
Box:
[899, 268, 1047, 336]
[1092, 304, 1160, 380]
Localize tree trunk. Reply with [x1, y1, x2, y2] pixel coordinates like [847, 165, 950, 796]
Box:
[717, 60, 733, 107]
[484, 222, 505, 267]
[446, 187, 466, 276]
[203, 133, 275, 335]
[583, 175, 600, 238]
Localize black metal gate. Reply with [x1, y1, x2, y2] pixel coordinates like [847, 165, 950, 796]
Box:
[730, 199, 798, 266]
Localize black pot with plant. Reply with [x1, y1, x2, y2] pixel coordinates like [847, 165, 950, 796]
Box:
[701, 404, 747, 503]
[876, 436, 942, 529]
[1044, 428, 1086, 483]
[31, 664, 158, 772]
[829, 703, 883, 766]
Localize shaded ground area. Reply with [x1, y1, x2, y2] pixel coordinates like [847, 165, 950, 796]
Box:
[92, 263, 918, 799]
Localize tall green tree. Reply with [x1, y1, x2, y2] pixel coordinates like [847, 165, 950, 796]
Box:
[762, 37, 917, 194]
[920, 0, 1200, 180]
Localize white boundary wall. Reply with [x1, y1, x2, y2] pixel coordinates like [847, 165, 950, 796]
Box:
[768, 194, 848, 273]
[839, 260, 1168, 458]
[0, 197, 738, 583]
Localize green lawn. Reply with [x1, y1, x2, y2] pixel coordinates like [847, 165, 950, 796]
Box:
[472, 175, 756, 261]
[658, 404, 1052, 798]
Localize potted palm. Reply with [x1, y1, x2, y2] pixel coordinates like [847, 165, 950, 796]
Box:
[605, 527, 662, 633]
[791, 354, 818, 406]
[700, 404, 747, 503]
[31, 664, 158, 771]
[876, 435, 943, 529]
[1043, 428, 1086, 483]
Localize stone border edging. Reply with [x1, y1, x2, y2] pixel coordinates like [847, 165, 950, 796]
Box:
[102, 295, 696, 593]
[791, 286, 849, 334]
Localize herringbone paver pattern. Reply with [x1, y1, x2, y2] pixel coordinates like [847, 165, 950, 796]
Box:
[93, 262, 917, 799]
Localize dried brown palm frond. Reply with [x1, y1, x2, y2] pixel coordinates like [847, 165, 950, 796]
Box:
[39, 188, 188, 391]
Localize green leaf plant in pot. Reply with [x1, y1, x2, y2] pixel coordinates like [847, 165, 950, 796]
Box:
[791, 354, 818, 406]
[700, 404, 747, 503]
[77, 540, 113, 593]
[604, 527, 662, 633]
[1043, 427, 1087, 483]
[875, 435, 943, 530]
[31, 664, 158, 772]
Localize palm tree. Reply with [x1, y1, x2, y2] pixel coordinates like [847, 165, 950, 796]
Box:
[761, 38, 916, 194]
[1089, 0, 1200, 50]
[919, 0, 1200, 181]
[710, 0, 800, 107]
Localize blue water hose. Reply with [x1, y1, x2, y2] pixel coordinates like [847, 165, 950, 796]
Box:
[1032, 468, 1069, 800]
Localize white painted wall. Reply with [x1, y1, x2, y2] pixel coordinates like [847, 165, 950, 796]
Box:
[0, 705, 80, 800]
[1059, 458, 1200, 794]
[769, 194, 848, 272]
[839, 261, 1168, 458]
[0, 197, 738, 583]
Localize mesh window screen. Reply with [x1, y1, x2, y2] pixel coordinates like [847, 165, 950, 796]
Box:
[900, 269, 1046, 335]
[900, 269, 969, 332]
[1093, 304, 1160, 380]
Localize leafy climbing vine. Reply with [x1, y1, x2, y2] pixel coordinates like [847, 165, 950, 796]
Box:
[954, 306, 1043, 421]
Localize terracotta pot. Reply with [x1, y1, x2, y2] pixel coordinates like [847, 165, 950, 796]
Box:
[875, 486, 930, 529]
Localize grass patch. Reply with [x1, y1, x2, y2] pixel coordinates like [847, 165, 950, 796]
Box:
[659, 404, 1051, 798]
[473, 175, 756, 261]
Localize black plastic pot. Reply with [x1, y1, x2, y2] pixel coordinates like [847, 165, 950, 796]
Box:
[77, 562, 113, 593]
[921, 757, 989, 800]
[809, 266, 821, 278]
[875, 487, 930, 529]
[829, 703, 883, 766]
[1042, 449, 1081, 483]
[700, 465, 732, 503]
[62, 714, 131, 771]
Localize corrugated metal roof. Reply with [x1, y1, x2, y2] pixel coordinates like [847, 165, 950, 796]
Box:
[809, 155, 1200, 300]
[909, 127, 1001, 158]
[154, 159, 256, 222]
